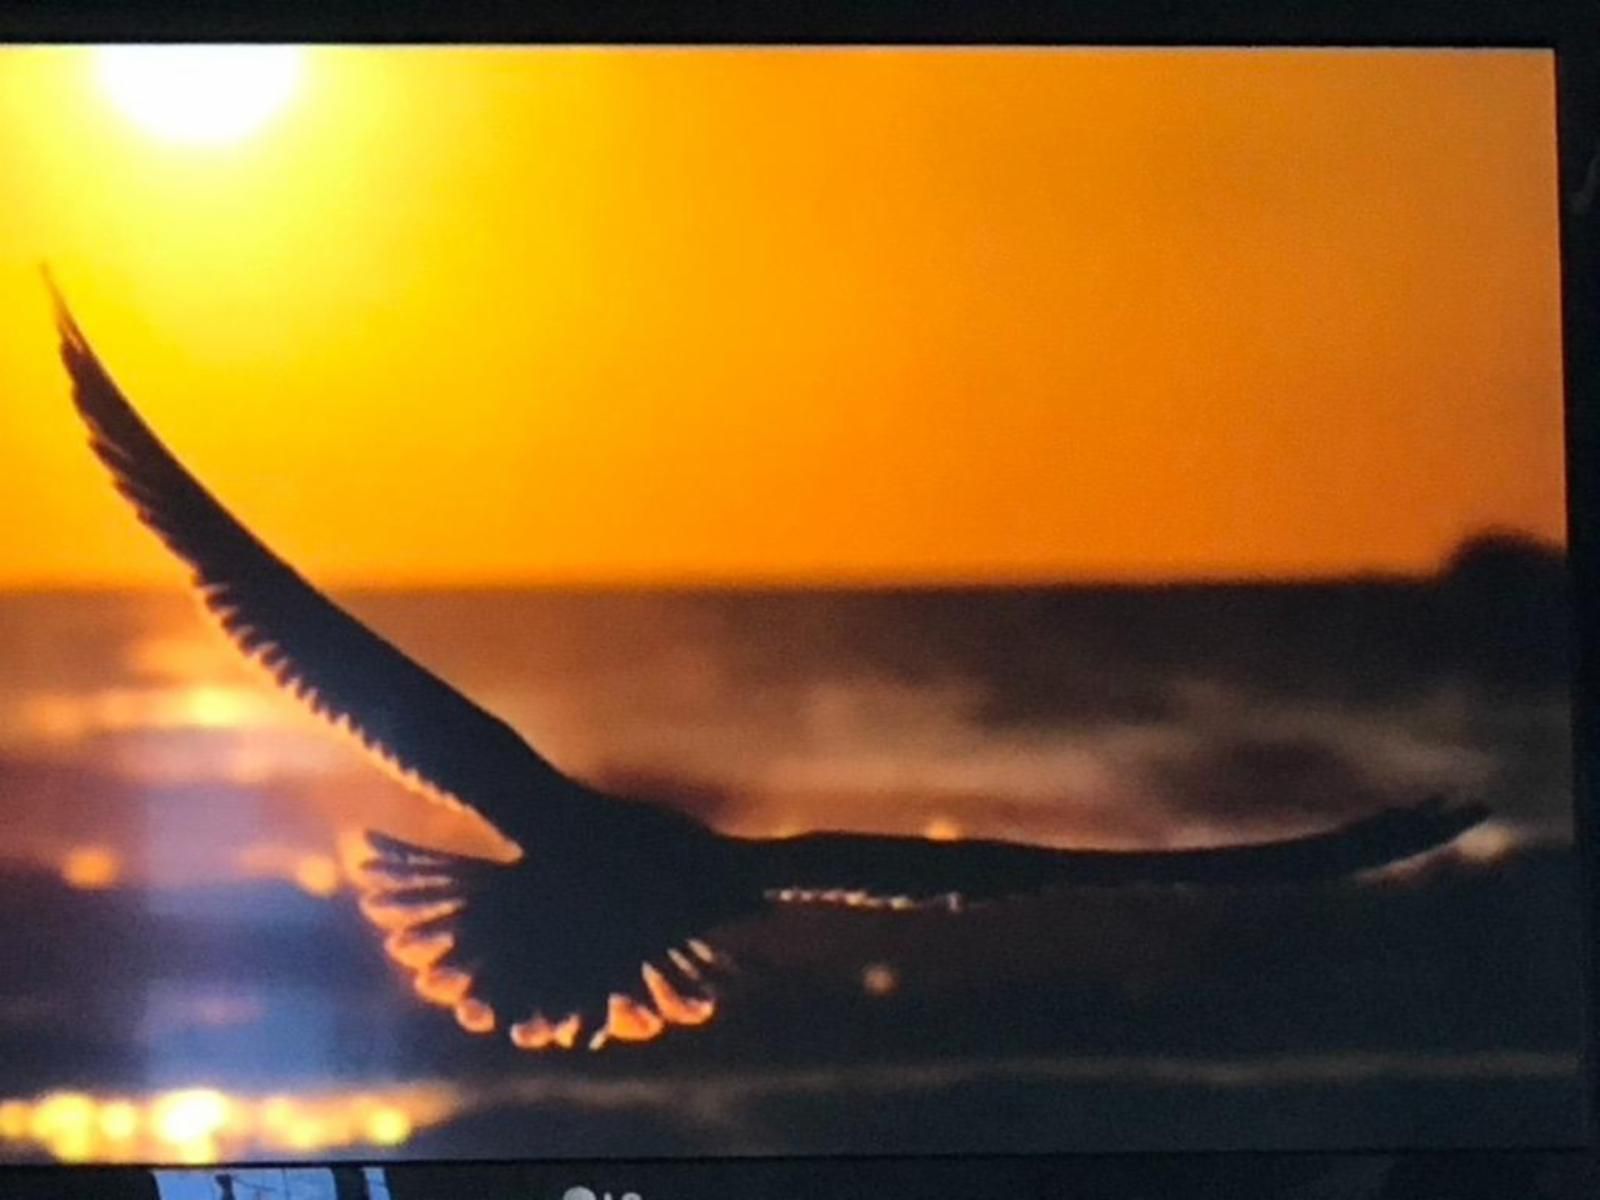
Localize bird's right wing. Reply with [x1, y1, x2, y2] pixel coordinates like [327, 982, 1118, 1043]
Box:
[51, 279, 593, 847]
[756, 797, 1492, 908]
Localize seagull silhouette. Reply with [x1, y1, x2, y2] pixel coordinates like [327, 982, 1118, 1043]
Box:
[46, 278, 1489, 1053]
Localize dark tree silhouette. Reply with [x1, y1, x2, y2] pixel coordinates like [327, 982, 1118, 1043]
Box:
[1439, 529, 1571, 687]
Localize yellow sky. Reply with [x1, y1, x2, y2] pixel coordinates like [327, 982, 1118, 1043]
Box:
[0, 47, 1566, 588]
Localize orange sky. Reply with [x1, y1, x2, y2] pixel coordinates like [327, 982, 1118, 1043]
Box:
[0, 47, 1566, 588]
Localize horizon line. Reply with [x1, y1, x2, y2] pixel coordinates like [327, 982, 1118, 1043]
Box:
[0, 563, 1563, 598]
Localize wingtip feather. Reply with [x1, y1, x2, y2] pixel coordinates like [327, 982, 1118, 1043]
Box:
[39, 263, 84, 350]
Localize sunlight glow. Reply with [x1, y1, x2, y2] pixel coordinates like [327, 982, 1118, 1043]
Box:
[60, 845, 123, 891]
[923, 816, 965, 842]
[94, 45, 303, 147]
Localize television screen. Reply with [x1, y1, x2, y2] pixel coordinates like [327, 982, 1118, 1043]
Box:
[0, 45, 1580, 1166]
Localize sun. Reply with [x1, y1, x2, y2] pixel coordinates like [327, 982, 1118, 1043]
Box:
[94, 45, 304, 147]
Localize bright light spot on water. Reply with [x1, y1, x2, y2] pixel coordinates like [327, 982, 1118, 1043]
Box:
[235, 844, 345, 897]
[27, 1092, 98, 1163]
[364, 1107, 413, 1147]
[283, 1115, 327, 1152]
[154, 1088, 231, 1148]
[96, 1101, 140, 1143]
[293, 855, 342, 897]
[183, 686, 255, 729]
[862, 963, 899, 996]
[61, 845, 123, 890]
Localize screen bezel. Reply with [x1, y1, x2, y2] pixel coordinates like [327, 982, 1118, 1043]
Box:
[0, 1, 1592, 1195]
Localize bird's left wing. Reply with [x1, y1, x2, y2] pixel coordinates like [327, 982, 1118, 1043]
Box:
[50, 280, 589, 845]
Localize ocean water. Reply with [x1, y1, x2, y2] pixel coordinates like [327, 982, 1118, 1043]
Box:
[0, 566, 1583, 1162]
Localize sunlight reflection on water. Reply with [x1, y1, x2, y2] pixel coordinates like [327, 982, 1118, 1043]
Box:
[0, 1083, 461, 1163]
[20, 685, 285, 742]
[0, 1050, 1579, 1163]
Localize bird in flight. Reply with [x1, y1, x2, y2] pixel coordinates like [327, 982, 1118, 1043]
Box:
[46, 278, 1489, 1053]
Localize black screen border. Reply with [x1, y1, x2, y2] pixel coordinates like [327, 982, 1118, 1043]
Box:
[0, 2, 1593, 1196]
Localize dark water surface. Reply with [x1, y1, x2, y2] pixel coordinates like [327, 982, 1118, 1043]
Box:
[0, 563, 1581, 1160]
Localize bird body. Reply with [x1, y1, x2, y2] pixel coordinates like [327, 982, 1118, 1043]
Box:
[44, 275, 1489, 1053]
